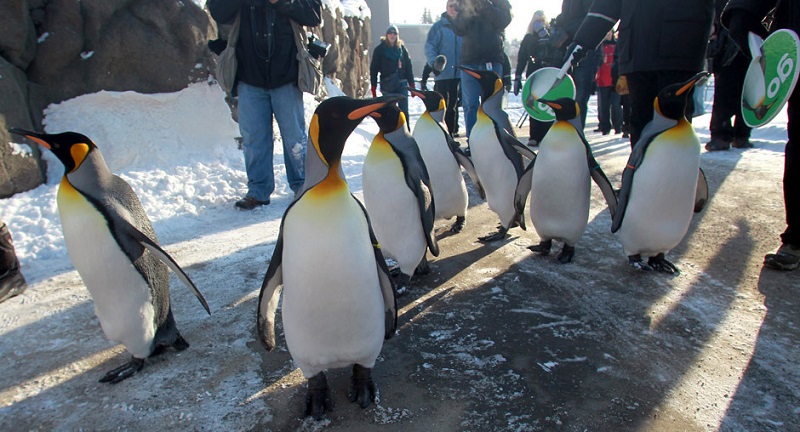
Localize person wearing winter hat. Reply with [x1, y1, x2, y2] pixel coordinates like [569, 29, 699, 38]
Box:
[370, 25, 415, 129]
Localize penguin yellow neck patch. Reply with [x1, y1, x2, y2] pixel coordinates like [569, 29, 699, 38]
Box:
[70, 143, 90, 172]
[310, 161, 347, 197]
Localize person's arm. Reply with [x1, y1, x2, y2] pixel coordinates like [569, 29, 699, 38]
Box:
[721, 0, 774, 54]
[403, 46, 415, 87]
[425, 22, 442, 67]
[272, 0, 322, 27]
[370, 45, 381, 96]
[207, 0, 243, 24]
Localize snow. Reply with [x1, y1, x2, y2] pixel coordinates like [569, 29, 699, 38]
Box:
[0, 75, 793, 430]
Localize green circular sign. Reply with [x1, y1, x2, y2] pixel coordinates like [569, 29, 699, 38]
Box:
[742, 29, 800, 128]
[522, 67, 576, 122]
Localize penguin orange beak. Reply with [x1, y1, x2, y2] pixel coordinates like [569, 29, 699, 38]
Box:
[539, 99, 562, 110]
[459, 66, 481, 79]
[348, 102, 390, 120]
[408, 88, 425, 99]
[676, 72, 710, 96]
[9, 128, 51, 149]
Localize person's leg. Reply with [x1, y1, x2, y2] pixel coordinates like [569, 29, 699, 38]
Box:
[625, 72, 659, 146]
[461, 62, 502, 138]
[597, 86, 611, 134]
[610, 91, 622, 133]
[434, 79, 459, 135]
[237, 82, 275, 203]
[271, 83, 307, 193]
[572, 60, 597, 129]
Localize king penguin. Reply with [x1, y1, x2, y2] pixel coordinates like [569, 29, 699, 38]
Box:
[409, 88, 484, 233]
[459, 66, 535, 242]
[611, 72, 710, 273]
[257, 96, 400, 420]
[9, 128, 210, 384]
[363, 102, 439, 296]
[514, 98, 618, 263]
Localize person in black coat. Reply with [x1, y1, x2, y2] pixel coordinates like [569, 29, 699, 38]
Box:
[370, 25, 415, 129]
[723, 0, 800, 270]
[705, 0, 753, 152]
[568, 0, 714, 146]
[513, 10, 557, 145]
[557, 0, 599, 130]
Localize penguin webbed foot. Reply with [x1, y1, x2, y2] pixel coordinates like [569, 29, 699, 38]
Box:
[304, 372, 334, 420]
[528, 239, 552, 256]
[648, 253, 679, 274]
[348, 364, 377, 409]
[450, 216, 466, 233]
[99, 356, 145, 384]
[478, 226, 508, 243]
[628, 255, 654, 271]
[557, 245, 575, 264]
[414, 257, 431, 276]
[393, 273, 412, 298]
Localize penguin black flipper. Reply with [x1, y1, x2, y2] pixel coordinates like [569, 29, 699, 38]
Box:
[257, 219, 287, 352]
[586, 154, 618, 218]
[388, 132, 441, 257]
[514, 156, 536, 217]
[446, 132, 485, 199]
[116, 215, 211, 315]
[695, 167, 709, 213]
[354, 196, 398, 340]
[611, 116, 679, 233]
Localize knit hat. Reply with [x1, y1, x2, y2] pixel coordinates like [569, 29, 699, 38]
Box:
[386, 25, 398, 35]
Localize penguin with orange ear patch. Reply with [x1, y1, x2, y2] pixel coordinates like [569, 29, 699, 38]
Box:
[458, 66, 535, 242]
[409, 88, 483, 233]
[363, 101, 439, 296]
[257, 96, 401, 420]
[8, 128, 210, 384]
[611, 73, 710, 273]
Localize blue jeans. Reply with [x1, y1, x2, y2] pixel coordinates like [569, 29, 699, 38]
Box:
[460, 62, 503, 138]
[237, 82, 307, 201]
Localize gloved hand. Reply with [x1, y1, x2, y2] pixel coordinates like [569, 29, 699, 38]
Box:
[433, 55, 447, 74]
[564, 42, 587, 67]
[725, 10, 769, 59]
[407, 81, 415, 91]
[371, 86, 377, 98]
[420, 80, 428, 91]
[513, 76, 522, 96]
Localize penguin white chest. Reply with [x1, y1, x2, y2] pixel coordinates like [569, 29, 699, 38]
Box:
[281, 189, 385, 377]
[363, 139, 426, 275]
[620, 127, 700, 256]
[469, 112, 518, 225]
[57, 181, 155, 358]
[531, 128, 591, 244]
[413, 117, 467, 219]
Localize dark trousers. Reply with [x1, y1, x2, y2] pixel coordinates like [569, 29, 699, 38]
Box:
[434, 78, 461, 135]
[597, 86, 622, 133]
[782, 86, 800, 246]
[620, 94, 631, 133]
[572, 59, 598, 129]
[528, 118, 553, 143]
[626, 70, 698, 147]
[710, 53, 751, 141]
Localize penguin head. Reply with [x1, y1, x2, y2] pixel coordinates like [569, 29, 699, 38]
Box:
[654, 72, 710, 120]
[459, 66, 503, 100]
[539, 98, 580, 122]
[309, 96, 404, 167]
[368, 102, 406, 133]
[9, 128, 97, 173]
[408, 88, 446, 113]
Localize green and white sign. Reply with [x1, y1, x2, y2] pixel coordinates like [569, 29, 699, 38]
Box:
[522, 67, 576, 122]
[742, 29, 800, 128]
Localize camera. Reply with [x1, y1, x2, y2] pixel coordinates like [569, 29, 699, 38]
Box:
[307, 34, 330, 59]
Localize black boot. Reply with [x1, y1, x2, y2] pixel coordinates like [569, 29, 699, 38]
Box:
[0, 223, 27, 304]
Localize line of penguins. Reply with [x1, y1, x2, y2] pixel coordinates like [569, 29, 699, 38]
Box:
[8, 66, 709, 421]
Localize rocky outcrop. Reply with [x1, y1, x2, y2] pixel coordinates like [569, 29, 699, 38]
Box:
[0, 0, 371, 197]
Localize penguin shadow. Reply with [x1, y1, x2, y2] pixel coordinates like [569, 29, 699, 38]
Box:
[721, 266, 800, 430]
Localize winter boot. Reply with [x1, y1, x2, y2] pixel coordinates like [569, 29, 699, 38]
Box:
[764, 243, 800, 271]
[705, 138, 731, 151]
[732, 137, 754, 149]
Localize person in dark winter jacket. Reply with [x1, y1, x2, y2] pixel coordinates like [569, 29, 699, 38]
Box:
[723, 0, 800, 270]
[208, 0, 322, 210]
[425, 1, 463, 136]
[557, 0, 599, 130]
[513, 10, 555, 146]
[371, 25, 415, 129]
[594, 31, 622, 135]
[569, 0, 714, 146]
[705, 0, 753, 152]
[452, 0, 512, 138]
